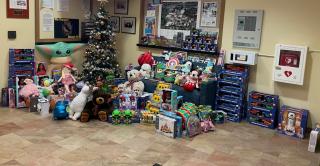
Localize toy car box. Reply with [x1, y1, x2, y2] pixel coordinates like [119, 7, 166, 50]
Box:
[277, 105, 308, 139]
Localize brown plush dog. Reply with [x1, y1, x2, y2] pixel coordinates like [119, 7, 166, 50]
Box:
[80, 89, 113, 122]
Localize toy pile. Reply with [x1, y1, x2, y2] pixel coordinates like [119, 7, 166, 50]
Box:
[137, 50, 217, 92]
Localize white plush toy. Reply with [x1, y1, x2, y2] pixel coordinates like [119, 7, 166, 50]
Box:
[69, 84, 92, 120]
[133, 81, 145, 97]
[140, 64, 152, 79]
[123, 69, 144, 94]
[285, 112, 296, 133]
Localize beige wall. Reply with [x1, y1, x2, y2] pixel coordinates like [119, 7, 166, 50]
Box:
[0, 0, 35, 90]
[221, 0, 320, 127]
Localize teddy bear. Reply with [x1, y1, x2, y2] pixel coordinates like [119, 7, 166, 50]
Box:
[119, 69, 144, 95]
[80, 89, 113, 122]
[132, 81, 145, 97]
[68, 84, 92, 121]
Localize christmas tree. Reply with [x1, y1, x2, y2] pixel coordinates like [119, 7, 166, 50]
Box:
[80, 1, 121, 85]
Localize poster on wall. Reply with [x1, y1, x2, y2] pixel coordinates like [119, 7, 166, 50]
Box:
[7, 0, 29, 18]
[41, 0, 54, 9]
[56, 0, 70, 12]
[158, 1, 198, 39]
[200, 2, 217, 27]
[144, 16, 156, 36]
[41, 10, 54, 32]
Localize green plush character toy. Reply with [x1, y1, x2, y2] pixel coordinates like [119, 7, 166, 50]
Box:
[36, 42, 85, 74]
[155, 63, 166, 80]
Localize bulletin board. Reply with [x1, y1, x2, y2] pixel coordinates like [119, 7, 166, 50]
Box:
[139, 0, 225, 50]
[35, 0, 93, 43]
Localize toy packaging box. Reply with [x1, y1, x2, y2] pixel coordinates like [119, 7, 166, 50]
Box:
[308, 130, 320, 152]
[156, 114, 177, 138]
[1, 88, 9, 107]
[160, 110, 182, 137]
[277, 105, 308, 139]
[161, 89, 178, 112]
[119, 94, 137, 110]
[8, 88, 16, 108]
[137, 93, 152, 110]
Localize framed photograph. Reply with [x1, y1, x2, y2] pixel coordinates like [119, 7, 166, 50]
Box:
[121, 17, 136, 34]
[7, 0, 29, 19]
[110, 16, 120, 33]
[200, 2, 218, 27]
[114, 0, 128, 15]
[153, 0, 162, 5]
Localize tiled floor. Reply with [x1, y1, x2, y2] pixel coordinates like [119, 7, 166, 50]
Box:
[0, 107, 319, 166]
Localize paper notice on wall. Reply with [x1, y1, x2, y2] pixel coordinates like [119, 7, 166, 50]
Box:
[146, 10, 156, 17]
[41, 10, 54, 32]
[56, 0, 69, 12]
[42, 0, 54, 9]
[9, 0, 27, 10]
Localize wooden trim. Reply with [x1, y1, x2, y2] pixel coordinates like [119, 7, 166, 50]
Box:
[35, 0, 85, 43]
[217, 0, 225, 50]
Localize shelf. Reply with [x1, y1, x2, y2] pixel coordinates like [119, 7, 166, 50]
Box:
[136, 43, 218, 55]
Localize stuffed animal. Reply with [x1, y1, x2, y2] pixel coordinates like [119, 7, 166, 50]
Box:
[184, 70, 200, 91]
[80, 89, 113, 122]
[68, 84, 92, 121]
[36, 42, 85, 75]
[155, 63, 166, 80]
[181, 61, 192, 74]
[140, 64, 152, 79]
[132, 81, 144, 97]
[174, 74, 187, 86]
[123, 69, 144, 94]
[58, 63, 77, 93]
[138, 51, 155, 66]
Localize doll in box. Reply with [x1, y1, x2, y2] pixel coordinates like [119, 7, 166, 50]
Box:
[278, 106, 308, 139]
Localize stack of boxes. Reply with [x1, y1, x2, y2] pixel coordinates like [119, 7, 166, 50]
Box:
[8, 49, 35, 88]
[182, 29, 217, 53]
[215, 64, 249, 122]
[247, 91, 279, 129]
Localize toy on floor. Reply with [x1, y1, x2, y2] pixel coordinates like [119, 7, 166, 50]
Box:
[200, 119, 215, 133]
[58, 63, 77, 93]
[186, 115, 202, 137]
[141, 110, 156, 124]
[111, 109, 134, 125]
[119, 94, 137, 110]
[308, 122, 320, 152]
[80, 89, 113, 122]
[69, 84, 92, 121]
[18, 78, 40, 107]
[53, 101, 69, 120]
[277, 105, 308, 139]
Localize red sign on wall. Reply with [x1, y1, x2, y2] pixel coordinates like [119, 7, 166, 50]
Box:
[7, 0, 29, 19]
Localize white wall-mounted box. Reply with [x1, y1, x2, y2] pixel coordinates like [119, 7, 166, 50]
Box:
[273, 44, 308, 85]
[226, 50, 257, 65]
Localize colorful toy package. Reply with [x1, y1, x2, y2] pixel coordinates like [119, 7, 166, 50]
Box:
[277, 105, 308, 139]
[156, 114, 177, 138]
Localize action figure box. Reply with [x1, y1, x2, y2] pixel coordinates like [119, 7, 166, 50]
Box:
[277, 105, 308, 139]
[119, 94, 137, 110]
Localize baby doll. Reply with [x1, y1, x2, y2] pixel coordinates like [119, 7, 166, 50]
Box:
[58, 63, 76, 93]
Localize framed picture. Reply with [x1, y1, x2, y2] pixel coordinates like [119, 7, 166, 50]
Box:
[153, 0, 162, 5]
[200, 1, 218, 27]
[114, 0, 128, 15]
[110, 16, 120, 33]
[7, 0, 29, 18]
[121, 17, 136, 34]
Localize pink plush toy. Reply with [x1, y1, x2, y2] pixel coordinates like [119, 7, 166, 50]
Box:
[19, 78, 40, 98]
[201, 119, 215, 133]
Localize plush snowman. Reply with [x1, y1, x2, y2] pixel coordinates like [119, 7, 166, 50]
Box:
[285, 112, 296, 133]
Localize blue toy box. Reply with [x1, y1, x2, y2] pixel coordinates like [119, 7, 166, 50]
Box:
[159, 110, 182, 137]
[277, 105, 308, 139]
